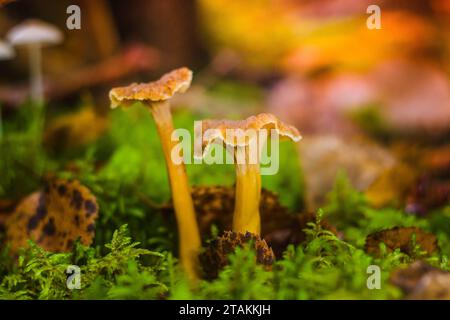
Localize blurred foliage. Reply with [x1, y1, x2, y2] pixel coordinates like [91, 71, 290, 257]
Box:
[199, 0, 297, 70]
[199, 0, 434, 72]
[208, 80, 265, 103]
[349, 104, 393, 141]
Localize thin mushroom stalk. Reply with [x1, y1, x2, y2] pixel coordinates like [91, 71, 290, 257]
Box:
[150, 100, 200, 279]
[109, 68, 200, 281]
[197, 113, 301, 236]
[233, 145, 262, 234]
[28, 43, 43, 104]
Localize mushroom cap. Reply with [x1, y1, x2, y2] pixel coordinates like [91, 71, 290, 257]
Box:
[195, 113, 301, 159]
[7, 19, 63, 46]
[0, 40, 14, 59]
[109, 67, 193, 108]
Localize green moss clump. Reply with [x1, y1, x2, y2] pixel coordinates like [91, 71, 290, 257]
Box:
[0, 225, 170, 300]
[0, 99, 448, 300]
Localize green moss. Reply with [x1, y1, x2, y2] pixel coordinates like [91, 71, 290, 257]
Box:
[0, 99, 448, 300]
[0, 225, 169, 300]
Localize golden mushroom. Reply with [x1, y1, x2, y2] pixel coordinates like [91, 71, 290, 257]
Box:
[195, 113, 301, 235]
[109, 67, 200, 281]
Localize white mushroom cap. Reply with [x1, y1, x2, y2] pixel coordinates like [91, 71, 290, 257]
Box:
[7, 19, 63, 46]
[0, 40, 14, 59]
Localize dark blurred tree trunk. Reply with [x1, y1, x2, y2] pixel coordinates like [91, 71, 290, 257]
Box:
[79, 0, 119, 59]
[112, 0, 206, 72]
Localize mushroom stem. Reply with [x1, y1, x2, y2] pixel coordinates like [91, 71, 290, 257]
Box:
[28, 43, 43, 104]
[150, 101, 200, 280]
[199, 113, 301, 237]
[233, 146, 261, 235]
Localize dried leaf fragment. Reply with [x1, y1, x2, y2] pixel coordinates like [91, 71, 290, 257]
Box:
[200, 230, 275, 280]
[5, 179, 99, 253]
[365, 227, 438, 258]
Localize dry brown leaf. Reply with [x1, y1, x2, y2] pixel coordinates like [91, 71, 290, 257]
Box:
[166, 185, 293, 239]
[5, 179, 99, 253]
[199, 230, 275, 280]
[176, 185, 336, 257]
[365, 227, 438, 257]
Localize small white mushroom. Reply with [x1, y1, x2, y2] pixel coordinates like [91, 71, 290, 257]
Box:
[7, 19, 63, 104]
